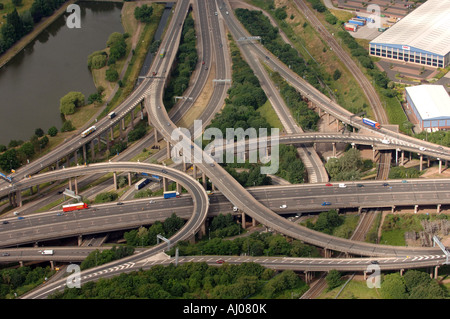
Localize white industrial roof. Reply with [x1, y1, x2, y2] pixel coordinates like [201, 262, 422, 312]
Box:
[370, 0, 450, 56]
[406, 85, 450, 121]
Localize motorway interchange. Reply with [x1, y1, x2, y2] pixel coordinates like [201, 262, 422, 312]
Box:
[0, 0, 449, 298]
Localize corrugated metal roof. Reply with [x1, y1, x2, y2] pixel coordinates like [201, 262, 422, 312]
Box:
[406, 85, 450, 120]
[370, 0, 450, 56]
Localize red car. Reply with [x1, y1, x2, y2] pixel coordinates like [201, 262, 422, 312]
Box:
[202, 61, 205, 65]
[325, 183, 333, 186]
[216, 259, 225, 264]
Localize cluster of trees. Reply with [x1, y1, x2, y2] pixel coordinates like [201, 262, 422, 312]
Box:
[235, 8, 322, 92]
[381, 270, 446, 299]
[273, 72, 320, 130]
[0, 128, 51, 171]
[170, 231, 321, 258]
[224, 164, 272, 188]
[0, 266, 54, 298]
[124, 213, 185, 247]
[277, 144, 306, 183]
[305, 210, 344, 235]
[134, 4, 153, 23]
[59, 91, 85, 116]
[80, 246, 135, 270]
[163, 13, 197, 111]
[325, 148, 373, 181]
[94, 191, 118, 203]
[50, 261, 307, 299]
[127, 121, 148, 143]
[0, 0, 66, 55]
[415, 130, 450, 147]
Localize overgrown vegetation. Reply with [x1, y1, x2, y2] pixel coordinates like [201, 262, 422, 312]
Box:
[124, 213, 185, 247]
[0, 265, 54, 298]
[80, 246, 135, 270]
[325, 148, 373, 181]
[163, 12, 197, 111]
[50, 262, 308, 299]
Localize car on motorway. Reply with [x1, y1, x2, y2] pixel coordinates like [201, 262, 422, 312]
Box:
[325, 183, 333, 186]
[233, 206, 238, 212]
[321, 202, 331, 206]
[419, 147, 426, 151]
[401, 180, 408, 183]
[383, 183, 389, 187]
[338, 183, 347, 188]
[204, 66, 208, 70]
[149, 200, 155, 204]
[214, 12, 218, 16]
[162, 169, 167, 174]
[117, 202, 124, 206]
[216, 259, 225, 264]
[56, 213, 63, 216]
[202, 61, 205, 65]
[280, 204, 287, 209]
[357, 184, 364, 187]
[210, 163, 215, 167]
[371, 260, 379, 264]
[2, 221, 9, 224]
[1, 253, 10, 257]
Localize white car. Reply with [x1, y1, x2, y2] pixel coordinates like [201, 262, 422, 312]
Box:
[419, 147, 426, 151]
[280, 204, 287, 209]
[338, 183, 347, 188]
[381, 139, 390, 145]
[233, 206, 238, 212]
[149, 200, 155, 204]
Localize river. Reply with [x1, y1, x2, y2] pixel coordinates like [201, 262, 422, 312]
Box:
[0, 1, 124, 145]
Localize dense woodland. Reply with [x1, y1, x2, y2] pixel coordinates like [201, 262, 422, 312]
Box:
[0, 0, 67, 55]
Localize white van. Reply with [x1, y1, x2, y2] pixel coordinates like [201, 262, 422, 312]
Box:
[338, 183, 347, 188]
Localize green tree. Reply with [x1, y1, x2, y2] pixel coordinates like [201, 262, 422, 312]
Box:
[134, 4, 153, 23]
[105, 68, 119, 82]
[60, 91, 85, 115]
[34, 128, 44, 137]
[326, 269, 343, 290]
[380, 273, 407, 299]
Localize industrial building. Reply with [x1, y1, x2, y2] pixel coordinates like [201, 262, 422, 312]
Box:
[369, 0, 450, 68]
[405, 85, 450, 132]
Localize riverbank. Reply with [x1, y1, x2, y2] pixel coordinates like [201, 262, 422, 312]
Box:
[0, 0, 78, 70]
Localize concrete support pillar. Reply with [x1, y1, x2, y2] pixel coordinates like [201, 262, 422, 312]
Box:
[163, 177, 168, 191]
[358, 207, 362, 214]
[128, 172, 132, 186]
[400, 269, 404, 277]
[16, 190, 22, 207]
[414, 205, 419, 214]
[50, 261, 54, 270]
[121, 118, 125, 131]
[74, 177, 78, 195]
[176, 182, 182, 194]
[332, 143, 336, 157]
[434, 266, 440, 279]
[437, 204, 441, 214]
[193, 165, 198, 179]
[78, 235, 83, 246]
[391, 206, 395, 214]
[327, 113, 330, 125]
[372, 147, 376, 161]
[166, 140, 171, 159]
[420, 154, 423, 171]
[336, 119, 339, 132]
[69, 178, 72, 191]
[199, 222, 206, 239]
[446, 160, 448, 170]
[91, 140, 95, 161]
[401, 150, 404, 166]
[252, 217, 256, 227]
[183, 161, 187, 172]
[439, 160, 442, 174]
[19, 261, 23, 267]
[130, 109, 135, 128]
[202, 172, 207, 189]
[427, 156, 430, 168]
[113, 172, 117, 190]
[241, 212, 246, 229]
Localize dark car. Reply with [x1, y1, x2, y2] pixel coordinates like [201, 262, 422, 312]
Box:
[162, 169, 167, 174]
[2, 221, 9, 225]
[357, 184, 364, 187]
[383, 183, 389, 187]
[117, 202, 123, 206]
